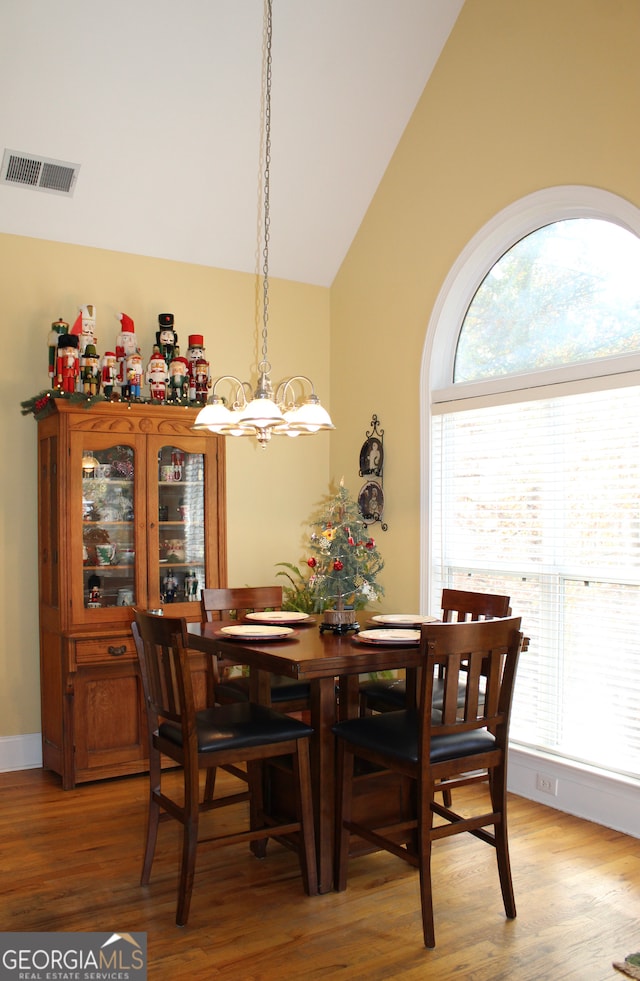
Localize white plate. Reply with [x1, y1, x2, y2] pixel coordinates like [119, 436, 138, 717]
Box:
[371, 614, 439, 627]
[219, 624, 295, 640]
[245, 611, 311, 625]
[354, 628, 421, 645]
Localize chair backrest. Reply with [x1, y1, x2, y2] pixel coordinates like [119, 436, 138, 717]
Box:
[440, 588, 511, 622]
[200, 586, 283, 622]
[419, 617, 523, 753]
[133, 610, 194, 741]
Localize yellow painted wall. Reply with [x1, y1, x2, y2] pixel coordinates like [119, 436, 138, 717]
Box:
[330, 0, 640, 612]
[0, 234, 330, 735]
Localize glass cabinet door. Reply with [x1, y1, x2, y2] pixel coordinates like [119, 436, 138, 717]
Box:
[81, 445, 138, 610]
[156, 444, 205, 606]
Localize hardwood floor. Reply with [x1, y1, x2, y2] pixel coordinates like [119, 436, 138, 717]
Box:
[1, 766, 637, 980]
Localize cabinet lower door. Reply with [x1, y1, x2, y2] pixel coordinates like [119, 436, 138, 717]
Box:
[73, 663, 148, 781]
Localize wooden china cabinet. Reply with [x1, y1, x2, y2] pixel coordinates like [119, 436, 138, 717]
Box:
[37, 400, 227, 789]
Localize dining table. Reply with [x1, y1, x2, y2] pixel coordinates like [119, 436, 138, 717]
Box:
[187, 614, 425, 893]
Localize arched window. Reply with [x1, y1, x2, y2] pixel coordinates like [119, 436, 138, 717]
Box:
[424, 188, 640, 787]
[455, 218, 640, 382]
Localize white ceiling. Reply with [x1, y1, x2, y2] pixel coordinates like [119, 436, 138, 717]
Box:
[0, 0, 463, 287]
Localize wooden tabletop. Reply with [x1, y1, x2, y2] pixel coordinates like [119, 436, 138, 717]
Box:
[186, 617, 424, 679]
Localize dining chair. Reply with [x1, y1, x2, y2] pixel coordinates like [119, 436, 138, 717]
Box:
[200, 586, 311, 712]
[133, 608, 318, 926]
[333, 616, 524, 948]
[358, 588, 512, 715]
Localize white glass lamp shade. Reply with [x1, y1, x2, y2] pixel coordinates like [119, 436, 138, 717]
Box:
[192, 400, 235, 433]
[284, 398, 335, 433]
[236, 396, 286, 431]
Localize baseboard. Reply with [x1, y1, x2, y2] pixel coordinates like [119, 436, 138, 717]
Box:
[508, 745, 640, 839]
[0, 733, 42, 772]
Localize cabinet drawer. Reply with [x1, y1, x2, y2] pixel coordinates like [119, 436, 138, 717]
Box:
[75, 636, 136, 665]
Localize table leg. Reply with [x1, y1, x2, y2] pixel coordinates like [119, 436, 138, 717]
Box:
[249, 667, 272, 705]
[338, 674, 360, 720]
[249, 669, 273, 857]
[310, 675, 339, 893]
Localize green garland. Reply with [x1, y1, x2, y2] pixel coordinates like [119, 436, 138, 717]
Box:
[21, 389, 202, 421]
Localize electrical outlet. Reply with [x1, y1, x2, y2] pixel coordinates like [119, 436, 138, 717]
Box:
[536, 773, 558, 796]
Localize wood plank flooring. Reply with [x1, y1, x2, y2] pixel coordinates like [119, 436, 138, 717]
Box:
[0, 766, 638, 980]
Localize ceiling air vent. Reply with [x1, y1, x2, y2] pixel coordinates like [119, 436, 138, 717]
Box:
[1, 149, 80, 196]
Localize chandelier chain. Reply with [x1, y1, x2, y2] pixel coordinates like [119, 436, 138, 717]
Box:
[261, 0, 273, 366]
[192, 0, 334, 445]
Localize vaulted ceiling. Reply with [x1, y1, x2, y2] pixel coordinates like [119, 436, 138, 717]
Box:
[0, 1, 463, 287]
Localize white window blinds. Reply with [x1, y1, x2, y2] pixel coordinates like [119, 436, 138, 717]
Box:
[431, 383, 640, 778]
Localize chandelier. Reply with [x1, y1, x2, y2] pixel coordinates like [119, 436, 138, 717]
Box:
[193, 0, 334, 448]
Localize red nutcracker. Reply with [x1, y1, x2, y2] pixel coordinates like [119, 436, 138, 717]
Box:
[186, 334, 208, 401]
[146, 345, 168, 402]
[115, 313, 140, 399]
[55, 333, 80, 393]
[48, 316, 68, 386]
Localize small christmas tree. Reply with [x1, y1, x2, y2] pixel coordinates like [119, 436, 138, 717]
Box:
[305, 481, 384, 618]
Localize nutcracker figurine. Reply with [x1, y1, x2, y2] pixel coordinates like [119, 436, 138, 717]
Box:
[146, 345, 168, 401]
[193, 356, 211, 404]
[87, 574, 102, 609]
[55, 333, 80, 393]
[184, 570, 199, 602]
[80, 343, 101, 396]
[100, 351, 118, 398]
[125, 351, 144, 400]
[70, 304, 97, 356]
[163, 568, 178, 604]
[156, 313, 178, 362]
[186, 334, 210, 403]
[167, 346, 189, 402]
[48, 316, 69, 386]
[115, 313, 140, 400]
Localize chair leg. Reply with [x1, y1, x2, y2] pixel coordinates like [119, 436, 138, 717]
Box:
[292, 739, 318, 896]
[202, 767, 217, 803]
[333, 741, 354, 892]
[141, 751, 161, 886]
[491, 765, 516, 920]
[418, 779, 436, 948]
[247, 760, 269, 859]
[175, 764, 200, 927]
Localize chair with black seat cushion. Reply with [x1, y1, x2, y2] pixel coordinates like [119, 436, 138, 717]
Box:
[359, 588, 511, 715]
[133, 608, 317, 926]
[333, 616, 524, 949]
[200, 586, 311, 712]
